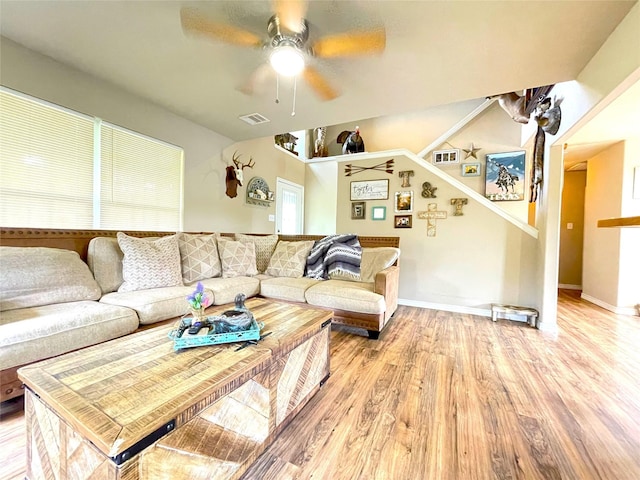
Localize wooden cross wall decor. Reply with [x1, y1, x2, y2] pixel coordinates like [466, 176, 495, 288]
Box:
[417, 203, 447, 237]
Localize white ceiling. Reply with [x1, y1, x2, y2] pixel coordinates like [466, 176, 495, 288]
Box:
[1, 0, 636, 146]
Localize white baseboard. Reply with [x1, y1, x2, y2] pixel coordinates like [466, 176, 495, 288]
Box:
[558, 284, 582, 290]
[580, 293, 639, 316]
[398, 298, 492, 317]
[397, 299, 538, 324]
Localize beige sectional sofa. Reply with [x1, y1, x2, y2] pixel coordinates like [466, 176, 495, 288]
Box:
[0, 227, 400, 402]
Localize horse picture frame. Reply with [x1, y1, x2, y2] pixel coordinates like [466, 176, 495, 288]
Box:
[485, 151, 526, 201]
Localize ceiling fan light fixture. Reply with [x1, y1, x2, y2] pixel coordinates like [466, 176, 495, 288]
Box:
[270, 45, 305, 77]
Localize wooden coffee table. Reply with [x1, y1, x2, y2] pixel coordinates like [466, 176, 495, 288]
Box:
[18, 298, 332, 480]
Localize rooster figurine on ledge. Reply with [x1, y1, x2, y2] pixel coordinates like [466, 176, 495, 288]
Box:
[337, 126, 366, 154]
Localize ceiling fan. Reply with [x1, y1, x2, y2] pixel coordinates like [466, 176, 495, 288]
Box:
[180, 1, 386, 101]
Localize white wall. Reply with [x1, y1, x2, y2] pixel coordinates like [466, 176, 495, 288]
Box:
[582, 143, 625, 307]
[0, 38, 237, 232]
[617, 138, 640, 309]
[305, 162, 338, 234]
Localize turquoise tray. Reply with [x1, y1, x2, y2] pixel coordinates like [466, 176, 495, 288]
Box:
[168, 315, 263, 350]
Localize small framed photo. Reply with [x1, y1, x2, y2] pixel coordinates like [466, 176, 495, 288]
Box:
[351, 201, 366, 220]
[372, 206, 386, 221]
[462, 162, 481, 177]
[432, 149, 460, 165]
[394, 191, 414, 213]
[394, 215, 412, 228]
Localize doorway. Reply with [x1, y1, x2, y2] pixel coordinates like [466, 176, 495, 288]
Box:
[276, 178, 304, 234]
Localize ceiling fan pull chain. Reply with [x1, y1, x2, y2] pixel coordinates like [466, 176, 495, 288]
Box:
[291, 76, 297, 117]
[275, 74, 280, 104]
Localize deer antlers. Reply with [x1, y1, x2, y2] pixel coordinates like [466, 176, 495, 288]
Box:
[232, 151, 255, 170]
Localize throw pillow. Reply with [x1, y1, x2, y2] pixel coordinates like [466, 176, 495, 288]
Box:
[265, 240, 314, 278]
[117, 232, 183, 292]
[178, 233, 222, 283]
[217, 237, 258, 278]
[234, 233, 278, 273]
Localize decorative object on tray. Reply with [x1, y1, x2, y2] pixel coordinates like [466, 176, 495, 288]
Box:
[225, 151, 255, 198]
[351, 201, 366, 220]
[432, 149, 459, 165]
[485, 151, 525, 201]
[344, 159, 394, 176]
[350, 179, 389, 201]
[394, 191, 413, 213]
[246, 176, 274, 206]
[450, 198, 468, 216]
[186, 282, 211, 323]
[461, 162, 481, 177]
[462, 143, 482, 159]
[170, 293, 262, 350]
[372, 206, 386, 221]
[399, 170, 414, 187]
[421, 181, 437, 198]
[337, 126, 365, 154]
[394, 215, 412, 228]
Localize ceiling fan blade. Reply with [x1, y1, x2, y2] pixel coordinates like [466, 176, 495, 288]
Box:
[312, 29, 386, 58]
[272, 0, 308, 33]
[303, 66, 339, 101]
[238, 63, 273, 96]
[180, 8, 262, 48]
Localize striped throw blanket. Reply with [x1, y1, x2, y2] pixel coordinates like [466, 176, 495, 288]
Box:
[305, 234, 362, 280]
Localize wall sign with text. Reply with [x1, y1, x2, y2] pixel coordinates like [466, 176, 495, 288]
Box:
[350, 179, 389, 201]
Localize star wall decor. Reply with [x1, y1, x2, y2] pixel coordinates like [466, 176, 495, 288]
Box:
[463, 143, 482, 159]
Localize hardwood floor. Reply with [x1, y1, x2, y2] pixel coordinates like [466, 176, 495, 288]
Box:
[2, 290, 640, 479]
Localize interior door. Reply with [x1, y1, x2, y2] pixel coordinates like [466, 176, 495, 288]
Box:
[276, 178, 304, 234]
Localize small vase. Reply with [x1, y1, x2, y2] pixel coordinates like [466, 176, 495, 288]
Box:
[191, 307, 206, 323]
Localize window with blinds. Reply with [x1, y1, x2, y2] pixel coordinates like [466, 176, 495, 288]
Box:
[0, 87, 183, 230]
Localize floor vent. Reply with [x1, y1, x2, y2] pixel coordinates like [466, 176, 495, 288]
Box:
[239, 113, 270, 125]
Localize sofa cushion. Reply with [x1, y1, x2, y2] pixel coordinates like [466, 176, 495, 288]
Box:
[0, 301, 138, 370]
[234, 233, 278, 273]
[217, 238, 258, 278]
[117, 232, 183, 292]
[0, 247, 102, 312]
[198, 276, 260, 305]
[260, 277, 321, 303]
[178, 233, 222, 283]
[100, 285, 195, 325]
[305, 280, 385, 315]
[87, 236, 124, 294]
[330, 247, 400, 283]
[265, 240, 314, 278]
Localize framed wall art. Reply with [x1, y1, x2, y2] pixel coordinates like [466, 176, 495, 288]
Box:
[372, 206, 387, 221]
[394, 215, 412, 228]
[351, 201, 366, 220]
[485, 151, 526, 201]
[461, 162, 481, 177]
[394, 191, 414, 213]
[350, 179, 389, 201]
[432, 149, 460, 165]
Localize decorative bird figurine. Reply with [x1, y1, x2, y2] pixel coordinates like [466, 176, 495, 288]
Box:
[337, 126, 366, 154]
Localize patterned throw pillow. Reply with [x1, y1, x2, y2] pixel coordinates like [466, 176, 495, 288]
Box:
[234, 233, 278, 273]
[178, 233, 222, 283]
[265, 240, 315, 278]
[217, 237, 258, 278]
[117, 232, 183, 292]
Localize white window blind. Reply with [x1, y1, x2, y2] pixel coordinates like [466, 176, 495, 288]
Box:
[0, 87, 184, 231]
[0, 90, 95, 228]
[100, 124, 183, 231]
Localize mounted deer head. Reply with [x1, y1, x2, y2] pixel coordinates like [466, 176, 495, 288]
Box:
[225, 151, 255, 198]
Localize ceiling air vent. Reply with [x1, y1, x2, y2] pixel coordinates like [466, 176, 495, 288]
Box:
[239, 113, 270, 126]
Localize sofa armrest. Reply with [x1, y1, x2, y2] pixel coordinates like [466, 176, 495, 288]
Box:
[374, 265, 399, 321]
